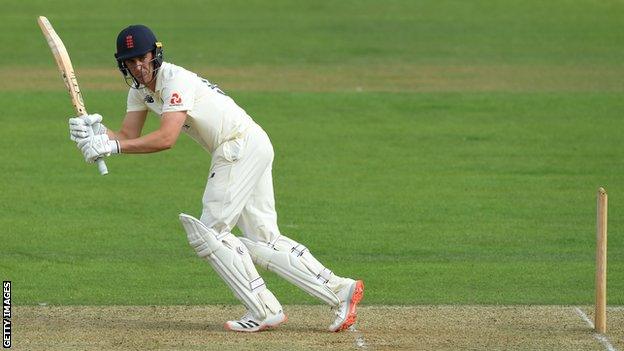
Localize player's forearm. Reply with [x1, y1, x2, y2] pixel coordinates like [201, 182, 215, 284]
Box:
[108, 129, 139, 141]
[106, 129, 120, 140]
[118, 129, 177, 153]
[111, 110, 148, 141]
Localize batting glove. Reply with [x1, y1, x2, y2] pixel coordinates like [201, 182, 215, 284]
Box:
[76, 134, 120, 163]
[69, 113, 107, 142]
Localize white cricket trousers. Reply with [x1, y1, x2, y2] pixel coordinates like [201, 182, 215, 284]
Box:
[200, 123, 281, 243]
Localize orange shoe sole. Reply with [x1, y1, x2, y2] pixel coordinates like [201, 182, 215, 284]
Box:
[335, 280, 364, 332]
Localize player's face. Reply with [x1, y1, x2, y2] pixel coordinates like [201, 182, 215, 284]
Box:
[124, 51, 154, 85]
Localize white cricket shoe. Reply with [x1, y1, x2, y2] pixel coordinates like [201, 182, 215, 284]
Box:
[224, 310, 287, 332]
[329, 280, 364, 332]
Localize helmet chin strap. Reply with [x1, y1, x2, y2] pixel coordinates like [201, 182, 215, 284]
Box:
[124, 57, 161, 89]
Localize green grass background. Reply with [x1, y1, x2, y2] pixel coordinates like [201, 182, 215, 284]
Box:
[1, 1, 623, 306]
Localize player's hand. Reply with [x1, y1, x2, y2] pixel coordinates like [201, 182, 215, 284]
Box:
[68, 113, 107, 141]
[76, 134, 119, 163]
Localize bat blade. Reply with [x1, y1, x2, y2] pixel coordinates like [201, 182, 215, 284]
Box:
[38, 16, 108, 175]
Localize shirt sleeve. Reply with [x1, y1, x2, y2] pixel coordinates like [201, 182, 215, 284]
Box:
[161, 71, 196, 114]
[126, 88, 148, 112]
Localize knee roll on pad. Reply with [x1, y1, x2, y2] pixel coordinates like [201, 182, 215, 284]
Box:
[240, 235, 340, 306]
[179, 213, 282, 319]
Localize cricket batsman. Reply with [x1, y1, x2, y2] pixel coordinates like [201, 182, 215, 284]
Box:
[68, 24, 364, 332]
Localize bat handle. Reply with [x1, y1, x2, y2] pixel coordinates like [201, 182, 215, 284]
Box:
[83, 119, 109, 176]
[96, 158, 108, 175]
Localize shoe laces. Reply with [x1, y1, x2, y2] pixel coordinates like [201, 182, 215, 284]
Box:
[331, 302, 348, 318]
[240, 311, 256, 322]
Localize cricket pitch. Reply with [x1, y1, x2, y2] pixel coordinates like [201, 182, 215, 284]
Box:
[11, 305, 624, 350]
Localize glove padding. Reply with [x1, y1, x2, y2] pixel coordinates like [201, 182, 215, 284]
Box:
[69, 113, 107, 141]
[77, 134, 113, 163]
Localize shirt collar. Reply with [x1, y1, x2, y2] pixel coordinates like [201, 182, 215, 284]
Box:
[154, 61, 168, 92]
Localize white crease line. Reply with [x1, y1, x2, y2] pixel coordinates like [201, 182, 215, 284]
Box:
[575, 307, 595, 329]
[574, 307, 618, 351]
[349, 325, 369, 349]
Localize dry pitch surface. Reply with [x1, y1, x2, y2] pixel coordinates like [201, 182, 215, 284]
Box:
[10, 305, 624, 350]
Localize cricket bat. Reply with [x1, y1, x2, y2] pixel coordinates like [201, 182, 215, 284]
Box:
[38, 16, 108, 175]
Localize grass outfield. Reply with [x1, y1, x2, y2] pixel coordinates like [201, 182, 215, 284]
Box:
[1, 0, 623, 310]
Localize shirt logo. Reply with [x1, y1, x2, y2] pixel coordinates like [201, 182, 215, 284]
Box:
[170, 92, 183, 105]
[144, 95, 154, 103]
[125, 35, 134, 49]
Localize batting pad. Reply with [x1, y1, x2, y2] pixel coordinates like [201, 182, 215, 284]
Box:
[240, 236, 341, 306]
[179, 213, 282, 319]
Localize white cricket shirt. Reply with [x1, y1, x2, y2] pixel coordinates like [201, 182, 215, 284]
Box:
[126, 62, 254, 153]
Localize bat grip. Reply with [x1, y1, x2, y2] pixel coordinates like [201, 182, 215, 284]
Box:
[96, 158, 109, 175]
[83, 117, 109, 176]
